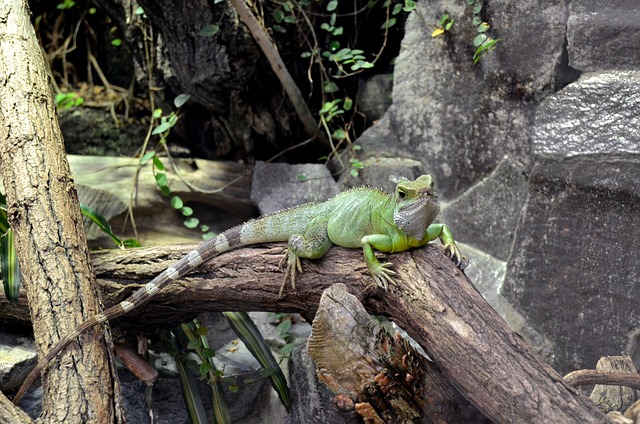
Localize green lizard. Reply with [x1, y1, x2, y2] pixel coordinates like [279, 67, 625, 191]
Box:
[13, 174, 465, 404]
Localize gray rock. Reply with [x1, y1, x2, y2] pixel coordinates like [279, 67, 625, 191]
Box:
[568, 0, 640, 72]
[533, 71, 640, 157]
[337, 157, 427, 195]
[356, 73, 393, 122]
[357, 0, 574, 198]
[440, 156, 528, 261]
[502, 155, 640, 374]
[251, 163, 339, 215]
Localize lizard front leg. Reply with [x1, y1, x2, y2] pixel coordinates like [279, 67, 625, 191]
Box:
[425, 223, 468, 269]
[279, 222, 332, 298]
[361, 234, 397, 290]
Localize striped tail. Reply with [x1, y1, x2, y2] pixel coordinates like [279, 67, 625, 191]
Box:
[13, 231, 239, 405]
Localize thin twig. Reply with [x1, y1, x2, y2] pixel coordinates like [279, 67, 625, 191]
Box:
[564, 369, 640, 391]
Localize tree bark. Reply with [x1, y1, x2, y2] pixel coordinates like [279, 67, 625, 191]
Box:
[308, 284, 484, 423]
[0, 1, 120, 422]
[1, 243, 613, 423]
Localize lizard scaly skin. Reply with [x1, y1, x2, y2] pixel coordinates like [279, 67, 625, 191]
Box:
[13, 174, 465, 404]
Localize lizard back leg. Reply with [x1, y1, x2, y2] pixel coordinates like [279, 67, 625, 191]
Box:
[279, 221, 332, 297]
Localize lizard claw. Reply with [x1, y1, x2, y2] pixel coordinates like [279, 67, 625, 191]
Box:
[443, 243, 468, 270]
[370, 262, 397, 290]
[279, 249, 302, 298]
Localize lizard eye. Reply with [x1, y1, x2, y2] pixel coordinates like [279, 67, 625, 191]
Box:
[397, 189, 406, 199]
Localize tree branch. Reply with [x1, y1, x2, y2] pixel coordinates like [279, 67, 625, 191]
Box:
[228, 0, 329, 147]
[2, 243, 611, 422]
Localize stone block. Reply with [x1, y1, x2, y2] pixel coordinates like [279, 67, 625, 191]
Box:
[568, 0, 640, 72]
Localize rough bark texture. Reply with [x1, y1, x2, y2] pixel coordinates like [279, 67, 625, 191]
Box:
[0, 1, 120, 422]
[307, 284, 484, 423]
[1, 243, 613, 423]
[0, 392, 30, 424]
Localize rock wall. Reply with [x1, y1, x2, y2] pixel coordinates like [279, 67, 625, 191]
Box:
[356, 0, 640, 375]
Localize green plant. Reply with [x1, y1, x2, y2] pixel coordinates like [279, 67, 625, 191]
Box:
[170, 322, 231, 424]
[466, 0, 500, 64]
[431, 13, 454, 37]
[267, 0, 414, 176]
[0, 193, 19, 303]
[54, 92, 84, 110]
[432, 1, 500, 64]
[140, 94, 215, 240]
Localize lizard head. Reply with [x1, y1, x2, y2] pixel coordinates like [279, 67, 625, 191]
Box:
[393, 175, 440, 240]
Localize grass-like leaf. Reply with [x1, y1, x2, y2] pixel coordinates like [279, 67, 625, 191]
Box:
[223, 311, 292, 410]
[0, 229, 21, 303]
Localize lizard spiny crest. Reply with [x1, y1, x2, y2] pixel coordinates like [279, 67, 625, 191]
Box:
[393, 175, 440, 240]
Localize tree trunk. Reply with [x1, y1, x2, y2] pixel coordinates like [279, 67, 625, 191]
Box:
[0, 1, 120, 422]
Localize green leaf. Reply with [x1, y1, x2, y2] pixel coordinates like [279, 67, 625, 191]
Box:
[1, 229, 21, 303]
[473, 3, 482, 14]
[80, 204, 125, 247]
[153, 108, 163, 118]
[174, 339, 215, 423]
[327, 0, 338, 11]
[438, 14, 449, 26]
[228, 385, 239, 394]
[170, 196, 184, 209]
[331, 128, 347, 140]
[300, 51, 312, 58]
[155, 172, 168, 187]
[323, 81, 339, 93]
[56, 0, 75, 10]
[276, 319, 292, 334]
[272, 8, 285, 23]
[392, 3, 402, 15]
[445, 19, 454, 31]
[332, 26, 343, 36]
[199, 24, 220, 37]
[224, 312, 291, 410]
[134, 6, 144, 15]
[152, 121, 171, 135]
[140, 151, 156, 166]
[403, 0, 416, 12]
[381, 17, 396, 29]
[153, 156, 165, 171]
[196, 325, 209, 336]
[174, 93, 191, 108]
[184, 217, 200, 228]
[477, 22, 490, 33]
[473, 33, 487, 47]
[111, 38, 122, 47]
[472, 16, 482, 26]
[280, 343, 296, 355]
[122, 238, 141, 248]
[181, 206, 194, 217]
